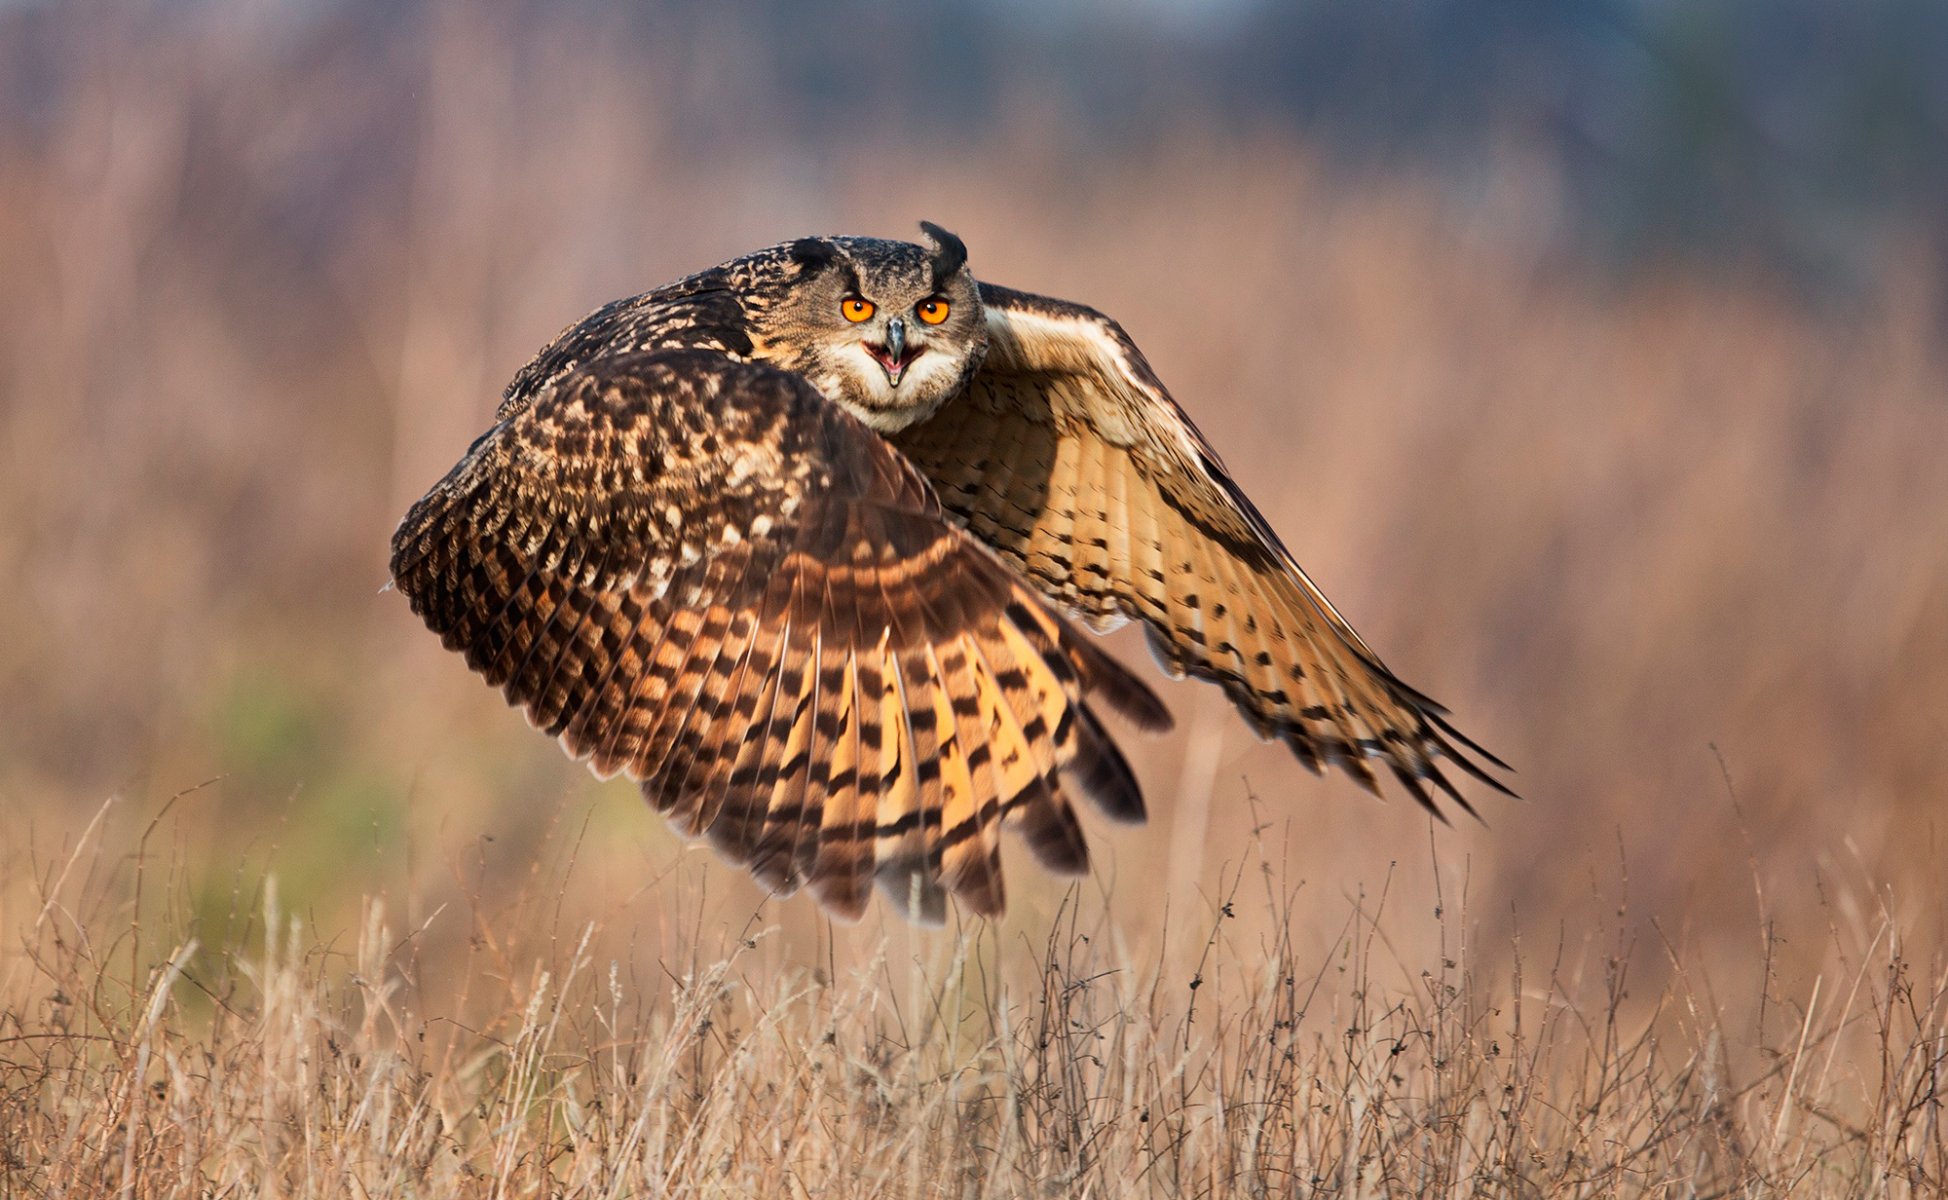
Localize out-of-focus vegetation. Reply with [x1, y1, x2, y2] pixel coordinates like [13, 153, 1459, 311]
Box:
[8, 810, 1945, 1196]
[3, 2, 1945, 1193]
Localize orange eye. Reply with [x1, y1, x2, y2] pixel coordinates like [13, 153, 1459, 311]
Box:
[915, 297, 951, 325]
[841, 297, 876, 323]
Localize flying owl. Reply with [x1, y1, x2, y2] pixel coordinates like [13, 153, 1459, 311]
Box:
[389, 223, 1510, 923]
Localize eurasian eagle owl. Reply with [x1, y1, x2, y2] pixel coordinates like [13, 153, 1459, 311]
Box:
[390, 223, 1509, 923]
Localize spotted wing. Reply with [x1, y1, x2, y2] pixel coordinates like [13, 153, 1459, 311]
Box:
[390, 349, 1169, 922]
[891, 285, 1509, 814]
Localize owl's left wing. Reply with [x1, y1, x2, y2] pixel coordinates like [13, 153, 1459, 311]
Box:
[890, 284, 1511, 814]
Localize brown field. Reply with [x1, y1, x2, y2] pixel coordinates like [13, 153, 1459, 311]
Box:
[3, 9, 1945, 1196]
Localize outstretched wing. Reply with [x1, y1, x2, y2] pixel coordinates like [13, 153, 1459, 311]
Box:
[391, 349, 1169, 922]
[890, 284, 1509, 814]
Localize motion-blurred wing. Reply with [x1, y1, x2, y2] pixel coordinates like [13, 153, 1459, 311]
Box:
[890, 284, 1509, 814]
[391, 349, 1169, 922]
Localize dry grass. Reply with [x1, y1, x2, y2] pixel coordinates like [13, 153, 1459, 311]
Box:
[4, 6, 1948, 1196]
[4, 790, 1945, 1197]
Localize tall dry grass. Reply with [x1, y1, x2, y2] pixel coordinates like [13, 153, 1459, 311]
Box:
[5, 790, 1944, 1196]
[3, 6, 1947, 1194]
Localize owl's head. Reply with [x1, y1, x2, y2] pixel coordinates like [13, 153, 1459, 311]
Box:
[749, 222, 986, 432]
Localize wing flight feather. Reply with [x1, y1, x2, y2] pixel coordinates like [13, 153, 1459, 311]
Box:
[390, 348, 1169, 922]
[891, 283, 1510, 815]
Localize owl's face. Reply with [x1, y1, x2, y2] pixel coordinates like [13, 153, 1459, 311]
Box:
[752, 226, 986, 433]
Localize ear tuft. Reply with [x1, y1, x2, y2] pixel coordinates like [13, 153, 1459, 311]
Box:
[787, 237, 838, 273]
[918, 221, 967, 285]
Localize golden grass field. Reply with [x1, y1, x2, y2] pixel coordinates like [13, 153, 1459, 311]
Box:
[3, 9, 1946, 1196]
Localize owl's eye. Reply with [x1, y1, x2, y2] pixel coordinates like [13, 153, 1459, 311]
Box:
[915, 297, 951, 325]
[841, 297, 876, 323]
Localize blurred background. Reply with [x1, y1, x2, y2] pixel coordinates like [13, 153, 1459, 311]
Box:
[3, 0, 1945, 1015]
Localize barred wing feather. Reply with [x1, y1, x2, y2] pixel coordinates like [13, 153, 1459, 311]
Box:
[390, 349, 1168, 922]
[891, 285, 1510, 816]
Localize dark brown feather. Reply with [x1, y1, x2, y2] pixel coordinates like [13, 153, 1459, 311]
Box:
[391, 346, 1166, 923]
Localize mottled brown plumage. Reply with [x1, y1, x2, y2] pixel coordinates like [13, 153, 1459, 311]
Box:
[893, 283, 1510, 812]
[390, 224, 1508, 923]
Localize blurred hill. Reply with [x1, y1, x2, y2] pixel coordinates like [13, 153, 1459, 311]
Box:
[1, 0, 1945, 995]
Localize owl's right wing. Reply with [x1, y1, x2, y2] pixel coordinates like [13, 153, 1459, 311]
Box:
[389, 350, 1168, 923]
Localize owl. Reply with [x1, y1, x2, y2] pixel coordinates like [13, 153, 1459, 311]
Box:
[389, 223, 1510, 923]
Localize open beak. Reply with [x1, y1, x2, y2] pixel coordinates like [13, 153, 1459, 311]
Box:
[865, 316, 919, 385]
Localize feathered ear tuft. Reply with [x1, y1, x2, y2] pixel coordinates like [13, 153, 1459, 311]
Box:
[918, 221, 967, 285]
[787, 237, 838, 273]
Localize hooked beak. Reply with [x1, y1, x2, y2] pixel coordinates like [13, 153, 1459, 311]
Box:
[865, 316, 920, 385]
